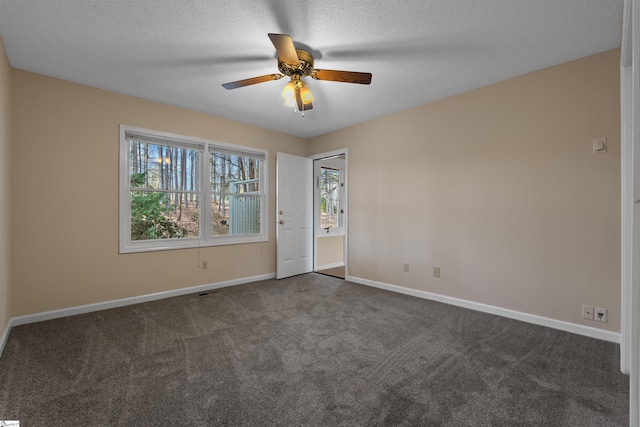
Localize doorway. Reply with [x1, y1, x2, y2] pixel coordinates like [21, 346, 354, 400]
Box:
[312, 150, 348, 279]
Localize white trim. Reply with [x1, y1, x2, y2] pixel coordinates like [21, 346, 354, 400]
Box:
[623, 0, 633, 68]
[316, 261, 345, 271]
[626, 1, 640, 425]
[347, 275, 621, 343]
[0, 318, 13, 357]
[310, 148, 348, 161]
[10, 273, 275, 327]
[621, 64, 633, 374]
[123, 125, 267, 159]
[343, 151, 349, 278]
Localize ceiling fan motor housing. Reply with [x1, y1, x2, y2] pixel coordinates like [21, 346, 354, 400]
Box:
[278, 50, 314, 77]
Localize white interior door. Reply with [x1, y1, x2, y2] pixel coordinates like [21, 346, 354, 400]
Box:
[276, 152, 313, 279]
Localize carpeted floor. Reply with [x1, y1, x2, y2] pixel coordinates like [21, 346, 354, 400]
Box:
[0, 274, 629, 426]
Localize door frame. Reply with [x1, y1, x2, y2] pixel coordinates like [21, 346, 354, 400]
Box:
[310, 148, 348, 277]
[621, 0, 639, 424]
[621, 0, 633, 376]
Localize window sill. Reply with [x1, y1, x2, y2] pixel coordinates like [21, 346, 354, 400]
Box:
[119, 235, 268, 254]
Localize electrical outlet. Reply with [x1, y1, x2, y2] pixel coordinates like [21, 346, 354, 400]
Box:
[202, 261, 208, 270]
[594, 307, 607, 323]
[433, 267, 440, 278]
[403, 263, 409, 273]
[582, 305, 594, 320]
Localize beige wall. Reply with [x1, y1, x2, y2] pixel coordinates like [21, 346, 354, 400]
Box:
[317, 235, 344, 267]
[0, 36, 11, 335]
[6, 48, 624, 334]
[310, 49, 621, 332]
[10, 70, 307, 317]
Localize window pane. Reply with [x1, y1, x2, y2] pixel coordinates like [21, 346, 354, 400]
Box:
[129, 140, 200, 191]
[211, 194, 261, 236]
[211, 151, 262, 236]
[130, 190, 200, 240]
[320, 167, 340, 229]
[210, 152, 260, 194]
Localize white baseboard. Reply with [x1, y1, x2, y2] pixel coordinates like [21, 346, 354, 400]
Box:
[347, 275, 620, 343]
[10, 273, 276, 328]
[2, 272, 619, 358]
[316, 262, 345, 271]
[0, 318, 13, 357]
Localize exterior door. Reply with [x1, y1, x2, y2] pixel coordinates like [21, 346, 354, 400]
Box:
[276, 152, 313, 279]
[313, 154, 347, 275]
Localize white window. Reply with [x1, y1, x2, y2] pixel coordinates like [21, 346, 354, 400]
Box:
[314, 156, 345, 237]
[119, 125, 268, 253]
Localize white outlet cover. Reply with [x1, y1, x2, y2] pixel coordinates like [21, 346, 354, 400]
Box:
[594, 307, 607, 323]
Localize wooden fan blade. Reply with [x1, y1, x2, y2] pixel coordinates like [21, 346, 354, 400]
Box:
[302, 102, 313, 110]
[268, 33, 300, 66]
[312, 69, 372, 85]
[222, 74, 283, 90]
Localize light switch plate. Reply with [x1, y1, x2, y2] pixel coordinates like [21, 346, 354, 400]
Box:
[593, 137, 607, 153]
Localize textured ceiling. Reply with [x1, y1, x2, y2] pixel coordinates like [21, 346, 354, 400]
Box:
[0, 0, 624, 138]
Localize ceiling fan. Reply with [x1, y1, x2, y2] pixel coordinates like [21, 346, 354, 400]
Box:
[222, 33, 372, 113]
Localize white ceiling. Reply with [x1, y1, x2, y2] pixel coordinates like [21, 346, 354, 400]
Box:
[0, 0, 624, 138]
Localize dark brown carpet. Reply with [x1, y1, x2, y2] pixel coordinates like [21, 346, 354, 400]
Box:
[0, 274, 629, 426]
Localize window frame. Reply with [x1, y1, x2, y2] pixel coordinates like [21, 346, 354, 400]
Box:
[119, 125, 268, 253]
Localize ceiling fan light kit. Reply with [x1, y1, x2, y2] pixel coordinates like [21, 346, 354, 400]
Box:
[282, 78, 313, 106]
[222, 33, 372, 115]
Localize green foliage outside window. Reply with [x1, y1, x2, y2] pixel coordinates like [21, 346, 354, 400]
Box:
[130, 173, 188, 240]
